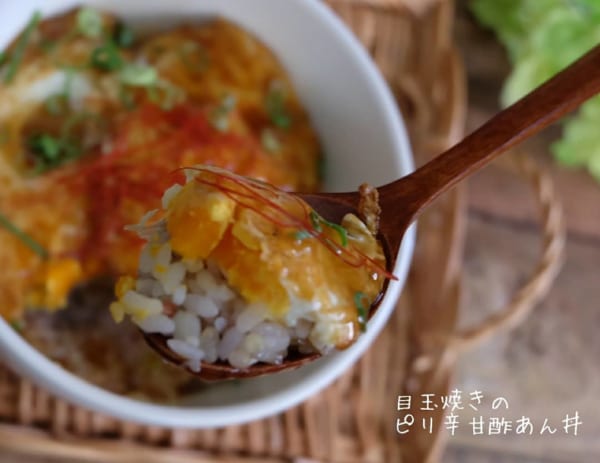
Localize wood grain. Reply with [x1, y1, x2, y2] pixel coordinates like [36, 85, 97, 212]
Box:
[304, 43, 600, 274]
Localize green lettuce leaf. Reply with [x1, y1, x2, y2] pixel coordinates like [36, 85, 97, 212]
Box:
[471, 0, 600, 183]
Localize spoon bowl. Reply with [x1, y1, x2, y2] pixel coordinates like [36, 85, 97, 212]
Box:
[0, 0, 417, 427]
[145, 333, 319, 380]
[146, 42, 600, 381]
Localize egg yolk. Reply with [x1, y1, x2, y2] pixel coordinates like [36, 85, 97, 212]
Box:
[26, 258, 84, 309]
[165, 174, 386, 348]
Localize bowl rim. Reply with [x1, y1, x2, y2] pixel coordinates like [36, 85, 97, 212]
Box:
[0, 0, 415, 428]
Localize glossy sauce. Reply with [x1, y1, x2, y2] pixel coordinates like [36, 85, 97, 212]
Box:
[166, 170, 386, 348]
[0, 12, 320, 320]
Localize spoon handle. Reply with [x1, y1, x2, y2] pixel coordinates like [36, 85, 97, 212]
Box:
[380, 43, 600, 217]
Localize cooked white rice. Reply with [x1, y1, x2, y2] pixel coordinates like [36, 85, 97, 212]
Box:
[111, 223, 333, 372]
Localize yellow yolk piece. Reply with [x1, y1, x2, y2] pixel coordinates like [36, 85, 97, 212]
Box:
[27, 258, 84, 309]
[166, 182, 235, 260]
[211, 226, 290, 316]
[212, 210, 382, 347]
[156, 169, 387, 349]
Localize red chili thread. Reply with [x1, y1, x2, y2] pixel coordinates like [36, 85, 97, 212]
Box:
[182, 166, 395, 280]
[54, 104, 257, 266]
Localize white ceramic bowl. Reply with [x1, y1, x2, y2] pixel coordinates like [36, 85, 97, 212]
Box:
[0, 0, 415, 428]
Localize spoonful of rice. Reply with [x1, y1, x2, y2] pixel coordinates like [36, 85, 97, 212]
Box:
[112, 44, 600, 380]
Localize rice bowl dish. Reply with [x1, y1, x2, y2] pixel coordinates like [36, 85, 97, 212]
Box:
[0, 7, 322, 395]
[111, 166, 389, 374]
[0, 0, 414, 428]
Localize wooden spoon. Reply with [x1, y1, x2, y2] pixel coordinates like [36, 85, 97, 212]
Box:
[146, 44, 600, 381]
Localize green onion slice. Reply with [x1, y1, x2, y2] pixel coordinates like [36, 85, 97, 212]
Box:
[293, 230, 312, 241]
[261, 128, 280, 153]
[77, 7, 103, 38]
[309, 211, 322, 232]
[309, 211, 348, 247]
[354, 292, 369, 333]
[265, 81, 292, 128]
[29, 134, 61, 160]
[3, 11, 42, 84]
[90, 43, 123, 71]
[0, 211, 48, 259]
[120, 64, 158, 87]
[326, 222, 348, 247]
[210, 94, 237, 132]
[27, 112, 93, 174]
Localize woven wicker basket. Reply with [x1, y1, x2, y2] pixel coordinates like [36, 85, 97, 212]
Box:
[0, 1, 564, 461]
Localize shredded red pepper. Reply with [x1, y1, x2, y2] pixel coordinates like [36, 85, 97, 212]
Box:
[50, 103, 284, 274]
[39, 102, 392, 282]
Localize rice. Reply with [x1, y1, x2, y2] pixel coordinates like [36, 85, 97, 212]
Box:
[112, 167, 387, 373]
[112, 221, 337, 371]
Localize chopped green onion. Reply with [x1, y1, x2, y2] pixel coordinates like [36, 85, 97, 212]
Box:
[354, 292, 369, 333]
[261, 128, 280, 153]
[120, 64, 158, 87]
[308, 210, 348, 246]
[271, 112, 291, 129]
[29, 134, 61, 160]
[212, 115, 228, 132]
[210, 94, 237, 132]
[77, 7, 103, 38]
[90, 43, 123, 71]
[0, 211, 48, 259]
[0, 52, 6, 66]
[28, 113, 88, 174]
[265, 82, 292, 128]
[3, 11, 42, 84]
[293, 230, 312, 241]
[326, 222, 348, 247]
[309, 211, 322, 232]
[61, 66, 77, 99]
[113, 22, 135, 48]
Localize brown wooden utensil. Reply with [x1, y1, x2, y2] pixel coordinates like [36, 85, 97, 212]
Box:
[146, 43, 600, 381]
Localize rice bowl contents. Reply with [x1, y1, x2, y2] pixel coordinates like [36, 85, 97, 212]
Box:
[0, 7, 321, 396]
[111, 166, 390, 372]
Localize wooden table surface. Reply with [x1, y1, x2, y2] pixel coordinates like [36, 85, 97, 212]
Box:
[1, 5, 598, 463]
[444, 5, 600, 462]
